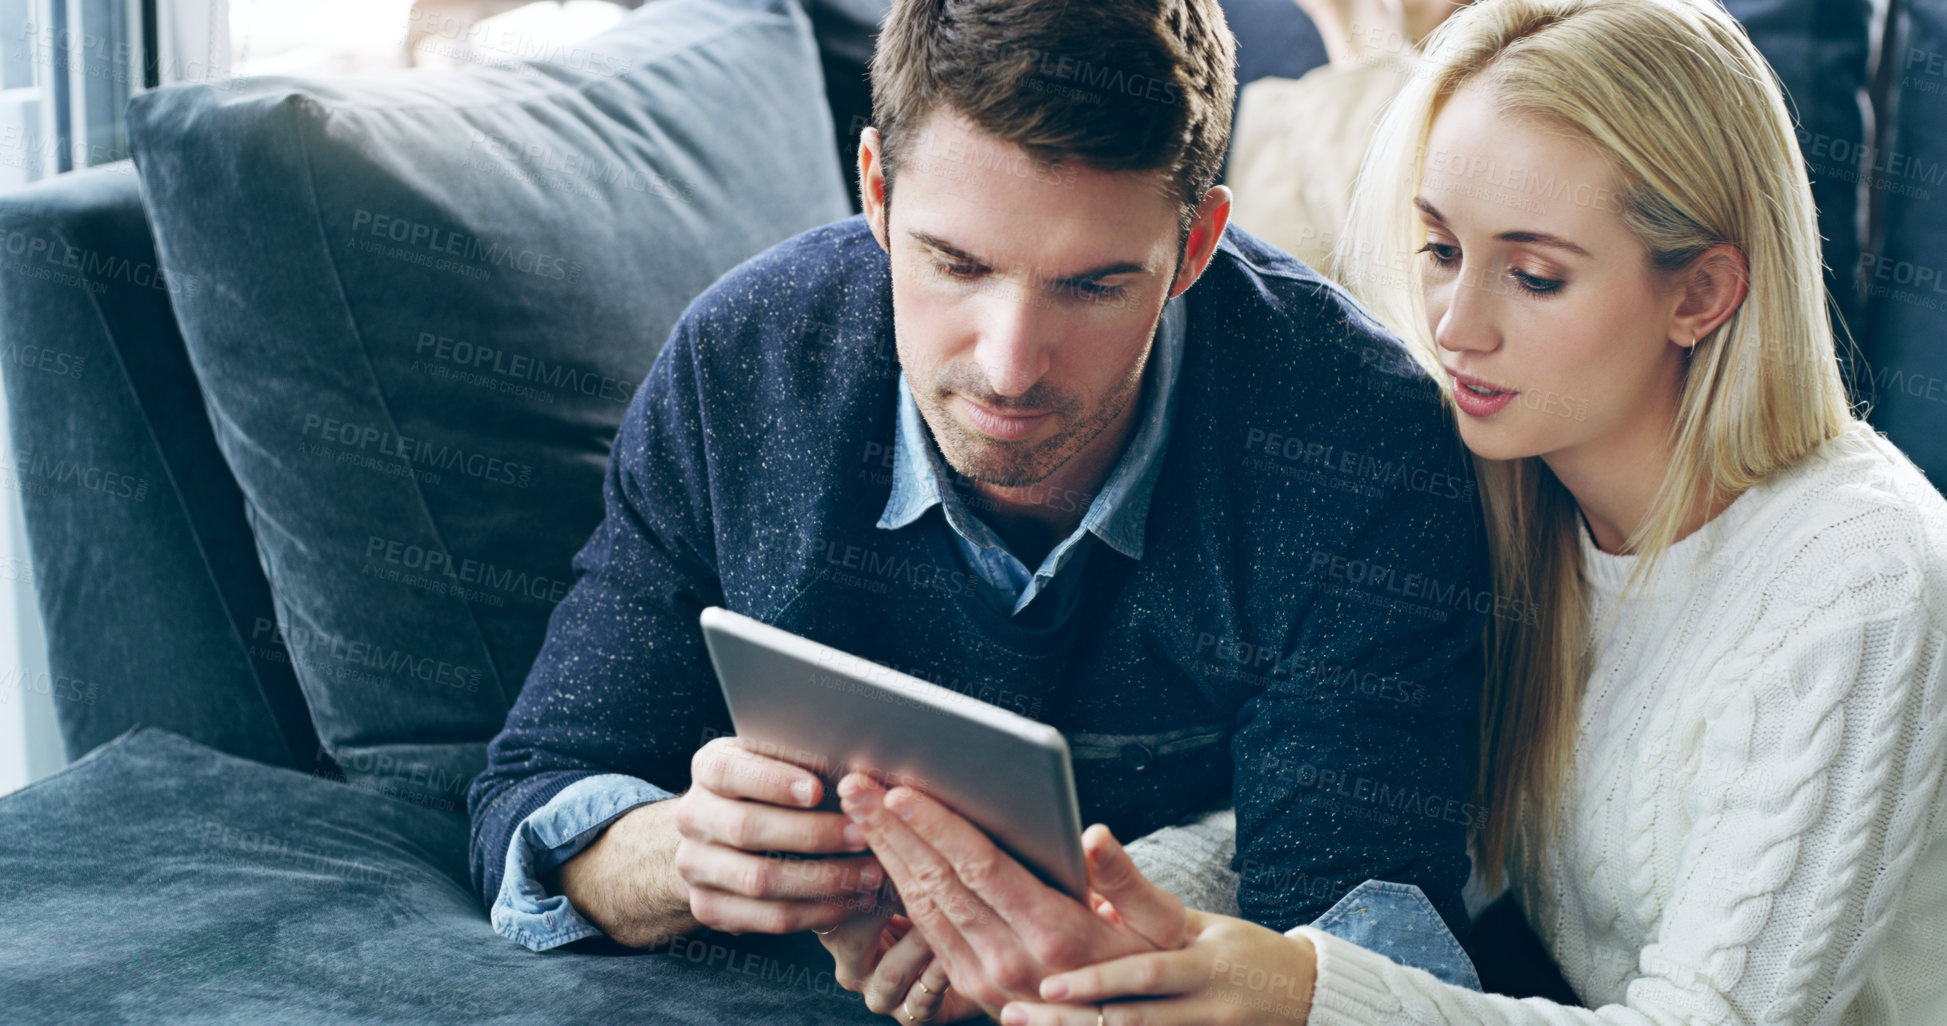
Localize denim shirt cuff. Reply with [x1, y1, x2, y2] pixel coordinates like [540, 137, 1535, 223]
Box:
[1291, 879, 1481, 991]
[490, 774, 675, 952]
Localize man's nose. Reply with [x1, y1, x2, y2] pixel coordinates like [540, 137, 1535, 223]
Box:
[972, 287, 1051, 399]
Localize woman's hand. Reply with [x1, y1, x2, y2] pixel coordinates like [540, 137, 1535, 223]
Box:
[999, 911, 1317, 1025]
[819, 911, 986, 1022]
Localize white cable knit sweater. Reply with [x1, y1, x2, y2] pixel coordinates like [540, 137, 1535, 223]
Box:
[1297, 421, 1947, 1026]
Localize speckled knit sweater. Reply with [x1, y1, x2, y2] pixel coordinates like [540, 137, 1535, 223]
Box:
[466, 216, 1494, 934]
[1297, 420, 1947, 1025]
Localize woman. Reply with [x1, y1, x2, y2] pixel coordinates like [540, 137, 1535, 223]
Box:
[998, 0, 1947, 1021]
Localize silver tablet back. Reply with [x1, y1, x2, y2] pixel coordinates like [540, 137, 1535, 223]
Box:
[700, 606, 1088, 900]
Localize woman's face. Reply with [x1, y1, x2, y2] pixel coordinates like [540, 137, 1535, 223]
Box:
[1415, 79, 1691, 464]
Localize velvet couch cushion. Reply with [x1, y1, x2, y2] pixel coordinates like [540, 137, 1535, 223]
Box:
[0, 728, 881, 1024]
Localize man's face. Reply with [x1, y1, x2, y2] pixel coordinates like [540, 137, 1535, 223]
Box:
[863, 110, 1193, 489]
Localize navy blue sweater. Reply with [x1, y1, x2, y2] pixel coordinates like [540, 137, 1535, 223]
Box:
[467, 216, 1491, 935]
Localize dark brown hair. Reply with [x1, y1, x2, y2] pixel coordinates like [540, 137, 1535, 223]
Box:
[868, 0, 1236, 237]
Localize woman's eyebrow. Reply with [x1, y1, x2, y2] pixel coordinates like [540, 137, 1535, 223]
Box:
[1495, 230, 1592, 258]
[1412, 197, 1592, 257]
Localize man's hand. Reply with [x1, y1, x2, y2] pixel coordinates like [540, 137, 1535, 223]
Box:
[672, 737, 887, 934]
[555, 737, 885, 946]
[837, 772, 1190, 1014]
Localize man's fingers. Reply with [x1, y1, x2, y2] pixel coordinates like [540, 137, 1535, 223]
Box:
[876, 782, 1117, 974]
[1082, 824, 1187, 949]
[675, 787, 866, 854]
[843, 774, 1059, 1011]
[840, 776, 993, 999]
[675, 843, 884, 902]
[841, 778, 1002, 936]
[878, 783, 1060, 936]
[863, 927, 936, 1017]
[691, 737, 824, 807]
[1038, 949, 1206, 1003]
[687, 885, 866, 935]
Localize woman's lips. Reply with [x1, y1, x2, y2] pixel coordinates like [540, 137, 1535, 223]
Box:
[958, 396, 1053, 441]
[1446, 369, 1520, 419]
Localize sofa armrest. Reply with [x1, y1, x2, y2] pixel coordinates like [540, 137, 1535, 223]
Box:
[0, 163, 323, 771]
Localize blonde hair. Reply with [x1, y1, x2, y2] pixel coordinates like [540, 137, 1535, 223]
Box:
[1334, 0, 1857, 885]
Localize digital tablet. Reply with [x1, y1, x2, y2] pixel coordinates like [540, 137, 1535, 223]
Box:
[699, 606, 1088, 900]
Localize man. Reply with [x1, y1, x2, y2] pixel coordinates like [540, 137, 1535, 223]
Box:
[467, 0, 1489, 1018]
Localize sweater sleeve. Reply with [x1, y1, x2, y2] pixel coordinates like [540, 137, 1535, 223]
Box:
[1125, 806, 1241, 917]
[465, 316, 728, 909]
[1227, 416, 1489, 941]
[1296, 548, 1947, 1026]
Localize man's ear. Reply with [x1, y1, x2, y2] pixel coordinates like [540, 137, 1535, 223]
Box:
[1169, 184, 1232, 299]
[1669, 243, 1749, 349]
[859, 127, 890, 253]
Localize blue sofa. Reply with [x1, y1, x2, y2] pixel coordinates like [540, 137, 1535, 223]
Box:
[0, 0, 1933, 1021]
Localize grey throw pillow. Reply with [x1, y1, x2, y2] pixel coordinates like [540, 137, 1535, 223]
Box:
[127, 0, 852, 807]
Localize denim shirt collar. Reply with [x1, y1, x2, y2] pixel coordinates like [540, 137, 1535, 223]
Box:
[877, 292, 1186, 567]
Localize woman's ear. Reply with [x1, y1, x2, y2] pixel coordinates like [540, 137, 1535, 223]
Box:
[1669, 243, 1749, 348]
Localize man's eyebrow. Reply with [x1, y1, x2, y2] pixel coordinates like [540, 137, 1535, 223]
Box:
[906, 230, 1151, 283]
[1412, 197, 1592, 257]
[910, 231, 983, 265]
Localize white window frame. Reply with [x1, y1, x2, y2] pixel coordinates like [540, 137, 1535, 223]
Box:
[0, 0, 60, 798]
[1, 0, 62, 189]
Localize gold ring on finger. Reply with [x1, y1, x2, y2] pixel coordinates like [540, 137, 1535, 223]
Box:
[916, 979, 934, 996]
[811, 925, 837, 935]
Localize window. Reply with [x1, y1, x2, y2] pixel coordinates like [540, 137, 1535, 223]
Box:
[229, 0, 629, 79]
[0, 0, 60, 190]
[3, 0, 628, 190]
